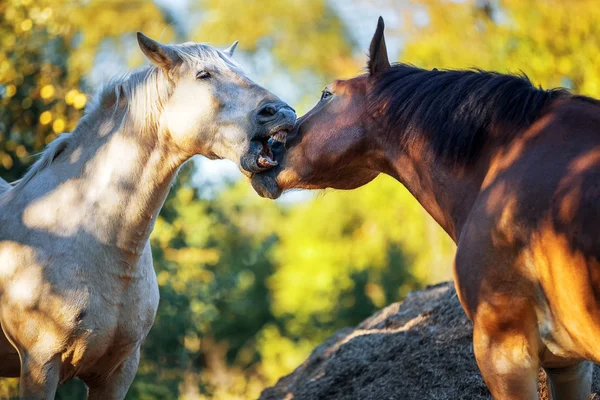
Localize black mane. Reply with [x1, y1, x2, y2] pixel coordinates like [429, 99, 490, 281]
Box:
[369, 64, 570, 165]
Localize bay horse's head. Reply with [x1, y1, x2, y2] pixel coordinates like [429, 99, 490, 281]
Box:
[251, 18, 390, 198]
[136, 33, 296, 174]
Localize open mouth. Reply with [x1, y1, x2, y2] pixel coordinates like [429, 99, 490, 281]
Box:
[254, 124, 293, 171]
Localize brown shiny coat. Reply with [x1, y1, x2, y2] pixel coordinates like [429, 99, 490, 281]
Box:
[252, 18, 600, 399]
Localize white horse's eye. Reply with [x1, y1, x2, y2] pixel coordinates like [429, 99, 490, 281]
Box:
[196, 70, 211, 80]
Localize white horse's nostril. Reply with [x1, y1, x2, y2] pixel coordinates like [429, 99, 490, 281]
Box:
[258, 104, 278, 119]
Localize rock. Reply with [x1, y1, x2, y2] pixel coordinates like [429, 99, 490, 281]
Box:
[260, 282, 600, 400]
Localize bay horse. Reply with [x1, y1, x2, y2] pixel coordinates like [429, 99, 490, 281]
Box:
[0, 33, 294, 398]
[252, 17, 600, 399]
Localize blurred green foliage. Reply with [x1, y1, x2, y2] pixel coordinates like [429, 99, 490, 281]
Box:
[0, 0, 172, 181]
[401, 0, 600, 96]
[196, 0, 357, 79]
[2, 0, 599, 399]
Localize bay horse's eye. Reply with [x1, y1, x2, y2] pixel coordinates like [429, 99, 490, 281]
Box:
[320, 90, 332, 101]
[196, 70, 211, 80]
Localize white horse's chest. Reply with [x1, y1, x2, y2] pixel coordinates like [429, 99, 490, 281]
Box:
[74, 247, 159, 372]
[0, 237, 159, 377]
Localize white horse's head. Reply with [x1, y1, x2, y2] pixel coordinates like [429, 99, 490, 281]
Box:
[135, 33, 296, 174]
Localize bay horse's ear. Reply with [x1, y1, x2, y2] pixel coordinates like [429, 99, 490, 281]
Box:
[223, 41, 239, 57]
[368, 16, 391, 75]
[137, 32, 180, 70]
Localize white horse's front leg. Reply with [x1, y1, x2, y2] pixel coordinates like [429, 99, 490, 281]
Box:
[2, 315, 62, 399]
[19, 352, 61, 400]
[83, 347, 140, 400]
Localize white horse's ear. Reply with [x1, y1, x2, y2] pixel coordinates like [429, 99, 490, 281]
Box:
[137, 32, 179, 70]
[367, 17, 391, 75]
[223, 41, 239, 57]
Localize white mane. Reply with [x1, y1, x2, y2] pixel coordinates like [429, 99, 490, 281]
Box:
[10, 133, 72, 192]
[10, 41, 243, 194]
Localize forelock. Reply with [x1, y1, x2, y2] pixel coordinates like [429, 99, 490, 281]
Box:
[170, 42, 246, 75]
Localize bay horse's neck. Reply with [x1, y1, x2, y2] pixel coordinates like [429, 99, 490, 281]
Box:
[371, 67, 565, 242]
[383, 142, 487, 243]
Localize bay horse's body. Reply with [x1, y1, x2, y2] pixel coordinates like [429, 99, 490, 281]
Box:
[0, 33, 294, 399]
[252, 18, 600, 399]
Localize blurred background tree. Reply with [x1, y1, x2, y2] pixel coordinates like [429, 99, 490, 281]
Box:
[0, 0, 171, 181]
[1, 0, 598, 398]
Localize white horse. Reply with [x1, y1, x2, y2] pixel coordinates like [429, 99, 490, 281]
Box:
[0, 33, 295, 399]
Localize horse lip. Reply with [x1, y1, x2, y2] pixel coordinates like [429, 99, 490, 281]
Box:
[266, 123, 294, 139]
[242, 157, 273, 173]
[251, 170, 282, 199]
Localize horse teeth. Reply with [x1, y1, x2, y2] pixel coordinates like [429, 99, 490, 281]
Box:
[272, 131, 287, 143]
[258, 155, 278, 168]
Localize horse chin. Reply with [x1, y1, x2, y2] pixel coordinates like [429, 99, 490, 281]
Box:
[251, 172, 282, 199]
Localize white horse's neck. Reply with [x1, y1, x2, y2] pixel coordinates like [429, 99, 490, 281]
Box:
[83, 119, 187, 263]
[15, 98, 187, 269]
[93, 129, 184, 261]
